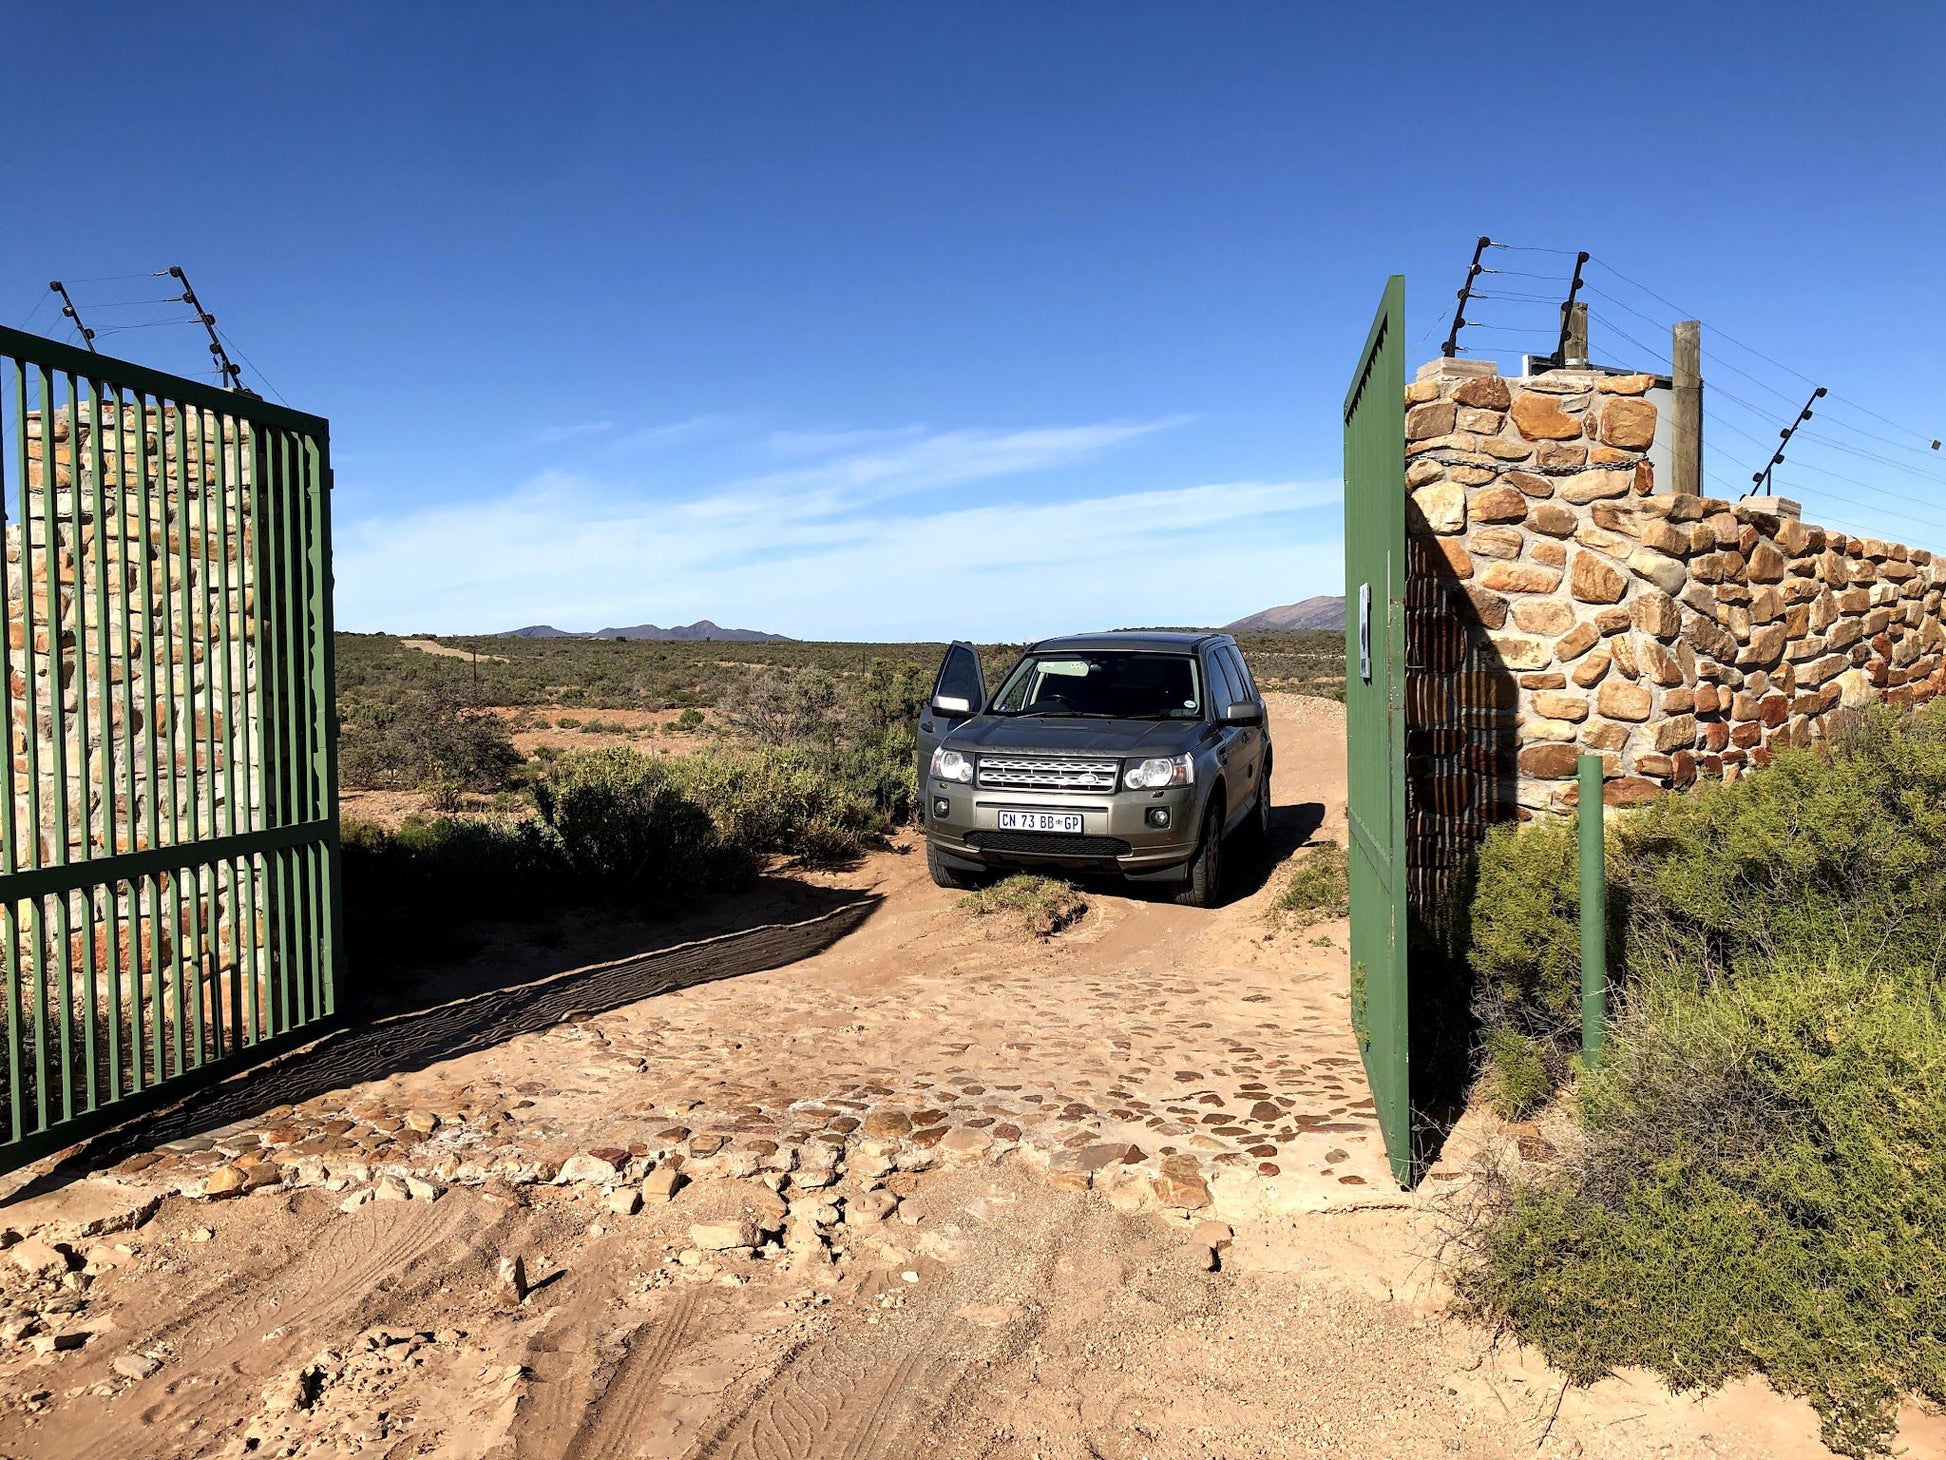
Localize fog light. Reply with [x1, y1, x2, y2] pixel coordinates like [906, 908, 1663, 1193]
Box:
[1145, 807, 1171, 829]
[933, 797, 951, 819]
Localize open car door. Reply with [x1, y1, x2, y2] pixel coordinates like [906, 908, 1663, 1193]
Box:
[915, 640, 987, 799]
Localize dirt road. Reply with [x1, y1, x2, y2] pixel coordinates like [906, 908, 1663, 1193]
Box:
[0, 696, 1875, 1459]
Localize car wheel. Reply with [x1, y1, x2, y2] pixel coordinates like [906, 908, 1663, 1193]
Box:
[927, 840, 984, 890]
[1253, 764, 1272, 842]
[1173, 804, 1225, 908]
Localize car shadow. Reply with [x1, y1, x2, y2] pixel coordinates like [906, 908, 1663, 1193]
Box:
[1226, 799, 1328, 898]
[1092, 799, 1325, 906]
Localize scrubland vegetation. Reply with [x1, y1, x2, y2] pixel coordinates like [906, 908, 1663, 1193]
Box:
[337, 642, 939, 962]
[332, 628, 1342, 962]
[335, 633, 1342, 847]
[1455, 704, 1946, 1455]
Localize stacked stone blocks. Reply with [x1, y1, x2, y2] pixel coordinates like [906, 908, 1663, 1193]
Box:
[1405, 358, 1945, 819]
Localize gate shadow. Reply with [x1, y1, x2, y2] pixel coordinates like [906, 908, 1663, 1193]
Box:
[1404, 537, 1521, 1178]
[11, 883, 879, 1198]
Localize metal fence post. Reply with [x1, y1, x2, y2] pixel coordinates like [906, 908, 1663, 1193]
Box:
[1578, 752, 1607, 1059]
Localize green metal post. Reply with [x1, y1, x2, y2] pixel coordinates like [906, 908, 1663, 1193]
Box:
[1578, 752, 1607, 1060]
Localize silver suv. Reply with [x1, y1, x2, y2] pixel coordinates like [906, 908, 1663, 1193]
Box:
[916, 632, 1271, 907]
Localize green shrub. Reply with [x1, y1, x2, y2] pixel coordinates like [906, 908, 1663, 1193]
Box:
[1478, 1025, 1553, 1118]
[340, 812, 563, 964]
[673, 708, 705, 733]
[338, 685, 521, 793]
[1464, 816, 1588, 1103]
[958, 874, 1087, 938]
[717, 666, 842, 745]
[1459, 959, 1946, 1455]
[1466, 703, 1946, 1104]
[663, 743, 888, 864]
[1270, 840, 1349, 926]
[535, 749, 754, 899]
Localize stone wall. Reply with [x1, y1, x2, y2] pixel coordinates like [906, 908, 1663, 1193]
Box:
[1403, 357, 1946, 827]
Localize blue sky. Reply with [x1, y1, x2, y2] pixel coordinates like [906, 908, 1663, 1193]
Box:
[4, 3, 1943, 640]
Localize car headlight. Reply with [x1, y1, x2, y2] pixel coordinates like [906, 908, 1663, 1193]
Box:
[930, 746, 975, 784]
[1124, 753, 1194, 790]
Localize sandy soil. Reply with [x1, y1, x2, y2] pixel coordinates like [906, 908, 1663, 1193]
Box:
[0, 696, 1915, 1460]
[401, 638, 509, 663]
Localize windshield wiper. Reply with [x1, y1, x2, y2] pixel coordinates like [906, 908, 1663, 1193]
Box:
[1006, 709, 1120, 718]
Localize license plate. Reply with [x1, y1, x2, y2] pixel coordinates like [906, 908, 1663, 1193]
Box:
[998, 810, 1084, 834]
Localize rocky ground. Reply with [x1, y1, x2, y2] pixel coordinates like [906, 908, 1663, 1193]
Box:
[0, 696, 1924, 1459]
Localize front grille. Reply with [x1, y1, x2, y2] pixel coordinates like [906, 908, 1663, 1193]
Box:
[976, 756, 1120, 793]
[966, 830, 1132, 858]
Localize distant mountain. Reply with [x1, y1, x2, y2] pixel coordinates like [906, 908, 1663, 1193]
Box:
[1226, 596, 1346, 632]
[500, 619, 792, 643]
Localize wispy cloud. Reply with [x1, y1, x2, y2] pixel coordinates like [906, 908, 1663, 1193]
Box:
[607, 413, 743, 451]
[335, 412, 1338, 638]
[763, 424, 931, 458]
[687, 416, 1193, 527]
[534, 419, 615, 444]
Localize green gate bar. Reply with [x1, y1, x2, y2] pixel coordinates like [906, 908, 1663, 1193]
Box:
[0, 323, 342, 1169]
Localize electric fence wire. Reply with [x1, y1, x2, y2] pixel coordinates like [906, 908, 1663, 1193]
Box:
[1705, 377, 1946, 496]
[1587, 253, 1942, 451]
[20, 271, 277, 398]
[215, 326, 285, 404]
[94, 317, 206, 336]
[55, 271, 171, 284]
[1575, 283, 1946, 516]
[1455, 243, 1938, 545]
[1582, 306, 1946, 531]
[1493, 239, 1943, 457]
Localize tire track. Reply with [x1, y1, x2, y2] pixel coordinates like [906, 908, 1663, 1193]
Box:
[60, 1196, 498, 1460]
[560, 1288, 705, 1460]
[686, 1286, 1009, 1460]
[697, 1338, 976, 1460]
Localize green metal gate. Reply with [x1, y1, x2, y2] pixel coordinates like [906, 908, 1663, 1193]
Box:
[1342, 277, 1410, 1186]
[0, 323, 341, 1169]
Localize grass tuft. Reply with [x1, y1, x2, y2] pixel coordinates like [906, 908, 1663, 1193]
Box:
[1270, 839, 1349, 926]
[958, 874, 1088, 939]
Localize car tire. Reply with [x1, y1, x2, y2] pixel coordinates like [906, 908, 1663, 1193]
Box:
[1173, 804, 1225, 908]
[1251, 761, 1272, 843]
[927, 840, 984, 890]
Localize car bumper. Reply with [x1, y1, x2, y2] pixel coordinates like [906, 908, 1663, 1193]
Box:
[922, 780, 1201, 878]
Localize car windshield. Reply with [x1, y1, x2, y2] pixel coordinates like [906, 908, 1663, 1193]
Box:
[989, 651, 1203, 720]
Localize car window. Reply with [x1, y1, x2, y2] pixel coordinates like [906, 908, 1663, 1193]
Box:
[935, 643, 984, 706]
[991, 651, 1202, 719]
[1223, 646, 1257, 703]
[1205, 651, 1237, 715]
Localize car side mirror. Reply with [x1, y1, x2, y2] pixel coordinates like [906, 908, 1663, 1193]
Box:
[1220, 701, 1263, 727]
[932, 694, 972, 716]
